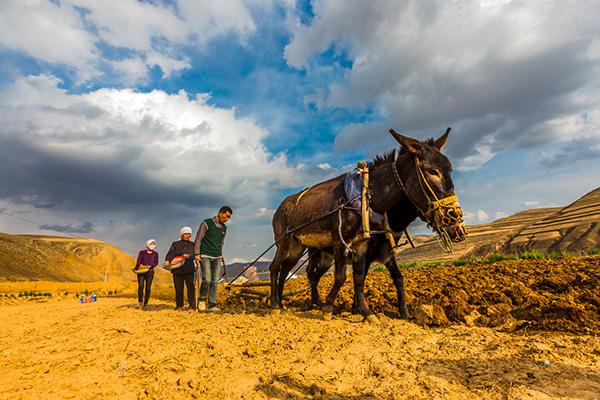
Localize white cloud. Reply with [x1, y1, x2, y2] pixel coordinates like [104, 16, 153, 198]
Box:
[464, 209, 490, 224]
[0, 0, 99, 79]
[285, 0, 600, 170]
[0, 74, 307, 210]
[0, 0, 260, 82]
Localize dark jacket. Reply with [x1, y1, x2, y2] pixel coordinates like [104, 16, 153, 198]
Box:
[165, 240, 196, 275]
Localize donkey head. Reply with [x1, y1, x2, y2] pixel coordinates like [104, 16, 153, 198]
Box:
[389, 127, 467, 244]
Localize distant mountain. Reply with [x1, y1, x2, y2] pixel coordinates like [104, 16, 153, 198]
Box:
[225, 261, 271, 277]
[0, 233, 170, 284]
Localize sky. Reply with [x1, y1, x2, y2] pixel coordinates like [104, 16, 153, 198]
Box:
[0, 0, 599, 262]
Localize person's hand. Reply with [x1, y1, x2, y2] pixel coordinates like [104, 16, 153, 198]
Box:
[163, 261, 170, 267]
[221, 256, 226, 264]
[195, 255, 201, 262]
[183, 253, 190, 259]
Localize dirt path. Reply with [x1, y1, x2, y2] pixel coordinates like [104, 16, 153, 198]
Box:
[0, 297, 598, 399]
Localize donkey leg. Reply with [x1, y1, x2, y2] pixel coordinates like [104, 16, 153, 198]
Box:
[277, 242, 304, 309]
[269, 244, 288, 309]
[351, 243, 371, 318]
[307, 251, 332, 308]
[322, 247, 347, 317]
[385, 255, 411, 319]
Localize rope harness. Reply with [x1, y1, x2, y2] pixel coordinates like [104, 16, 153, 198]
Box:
[391, 156, 467, 253]
[229, 153, 467, 283]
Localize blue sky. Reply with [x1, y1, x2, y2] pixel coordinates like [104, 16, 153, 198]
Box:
[0, 0, 599, 262]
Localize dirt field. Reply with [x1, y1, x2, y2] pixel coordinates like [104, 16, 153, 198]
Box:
[0, 256, 598, 399]
[0, 296, 598, 400]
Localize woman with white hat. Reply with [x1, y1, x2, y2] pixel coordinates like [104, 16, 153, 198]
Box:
[134, 239, 159, 309]
[164, 227, 196, 310]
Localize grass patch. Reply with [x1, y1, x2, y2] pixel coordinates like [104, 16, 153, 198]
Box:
[452, 256, 478, 266]
[371, 264, 386, 272]
[587, 248, 600, 256]
[485, 253, 515, 264]
[398, 261, 418, 269]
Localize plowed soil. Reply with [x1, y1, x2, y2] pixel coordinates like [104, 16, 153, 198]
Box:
[227, 256, 600, 335]
[0, 256, 598, 399]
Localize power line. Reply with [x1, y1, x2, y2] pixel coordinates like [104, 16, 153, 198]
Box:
[0, 209, 137, 254]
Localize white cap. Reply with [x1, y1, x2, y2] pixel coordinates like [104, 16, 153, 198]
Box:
[146, 239, 156, 248]
[180, 226, 193, 236]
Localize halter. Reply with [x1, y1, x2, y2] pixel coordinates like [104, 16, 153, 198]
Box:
[391, 154, 467, 253]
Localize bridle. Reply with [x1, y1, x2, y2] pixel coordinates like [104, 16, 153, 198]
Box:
[391, 154, 467, 252]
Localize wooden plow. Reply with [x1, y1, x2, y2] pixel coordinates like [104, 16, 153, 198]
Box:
[225, 281, 308, 304]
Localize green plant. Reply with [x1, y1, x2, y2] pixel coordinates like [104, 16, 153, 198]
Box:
[371, 264, 386, 272]
[83, 289, 90, 296]
[398, 261, 418, 269]
[518, 250, 546, 260]
[587, 248, 600, 256]
[485, 253, 514, 264]
[422, 261, 442, 268]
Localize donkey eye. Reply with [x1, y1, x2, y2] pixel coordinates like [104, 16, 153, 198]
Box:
[428, 168, 442, 177]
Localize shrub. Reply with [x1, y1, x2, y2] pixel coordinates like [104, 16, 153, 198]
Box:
[83, 289, 90, 296]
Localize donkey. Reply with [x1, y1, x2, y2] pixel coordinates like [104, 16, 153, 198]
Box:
[305, 132, 466, 318]
[268, 128, 466, 316]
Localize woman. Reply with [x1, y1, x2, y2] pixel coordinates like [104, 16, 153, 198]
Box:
[134, 239, 159, 309]
[164, 227, 196, 310]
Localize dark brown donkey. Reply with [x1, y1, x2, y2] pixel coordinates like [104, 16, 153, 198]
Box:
[269, 128, 466, 315]
[306, 133, 466, 318]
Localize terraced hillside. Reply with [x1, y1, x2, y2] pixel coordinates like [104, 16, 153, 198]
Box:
[0, 233, 136, 282]
[396, 186, 600, 262]
[502, 187, 600, 254]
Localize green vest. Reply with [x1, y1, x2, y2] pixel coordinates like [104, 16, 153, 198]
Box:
[200, 218, 227, 257]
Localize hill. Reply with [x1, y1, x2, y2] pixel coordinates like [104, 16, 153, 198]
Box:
[396, 186, 600, 262]
[0, 233, 141, 283]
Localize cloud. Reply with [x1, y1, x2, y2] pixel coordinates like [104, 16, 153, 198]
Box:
[0, 0, 259, 82]
[39, 222, 95, 234]
[0, 0, 99, 79]
[0, 74, 306, 215]
[285, 0, 600, 170]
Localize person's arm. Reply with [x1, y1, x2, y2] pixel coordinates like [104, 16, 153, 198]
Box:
[150, 252, 159, 268]
[165, 243, 176, 265]
[135, 251, 143, 267]
[194, 221, 208, 257]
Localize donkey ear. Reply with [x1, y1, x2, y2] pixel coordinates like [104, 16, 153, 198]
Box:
[434, 127, 452, 152]
[389, 129, 422, 155]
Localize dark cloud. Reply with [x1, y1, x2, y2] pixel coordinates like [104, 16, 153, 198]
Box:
[540, 136, 600, 168]
[0, 135, 224, 212]
[39, 222, 95, 234]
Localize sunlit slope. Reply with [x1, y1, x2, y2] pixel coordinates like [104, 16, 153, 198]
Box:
[0, 233, 135, 282]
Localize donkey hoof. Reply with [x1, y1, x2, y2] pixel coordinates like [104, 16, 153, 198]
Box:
[322, 311, 333, 321]
[365, 314, 379, 324]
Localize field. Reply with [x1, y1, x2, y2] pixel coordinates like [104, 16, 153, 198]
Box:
[0, 256, 598, 399]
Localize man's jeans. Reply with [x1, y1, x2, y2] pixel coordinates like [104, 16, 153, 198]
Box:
[199, 257, 222, 307]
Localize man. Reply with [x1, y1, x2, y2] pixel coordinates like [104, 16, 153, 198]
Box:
[194, 206, 232, 311]
[165, 227, 196, 310]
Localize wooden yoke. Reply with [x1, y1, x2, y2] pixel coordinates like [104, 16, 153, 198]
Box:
[357, 160, 370, 239]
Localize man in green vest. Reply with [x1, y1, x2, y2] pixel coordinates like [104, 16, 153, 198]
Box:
[194, 206, 232, 311]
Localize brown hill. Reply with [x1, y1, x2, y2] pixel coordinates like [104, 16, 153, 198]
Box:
[0, 233, 151, 283]
[396, 186, 600, 262]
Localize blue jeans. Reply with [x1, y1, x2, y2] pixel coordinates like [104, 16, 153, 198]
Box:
[199, 257, 222, 307]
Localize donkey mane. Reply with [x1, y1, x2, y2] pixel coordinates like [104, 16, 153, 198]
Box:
[370, 138, 436, 169]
